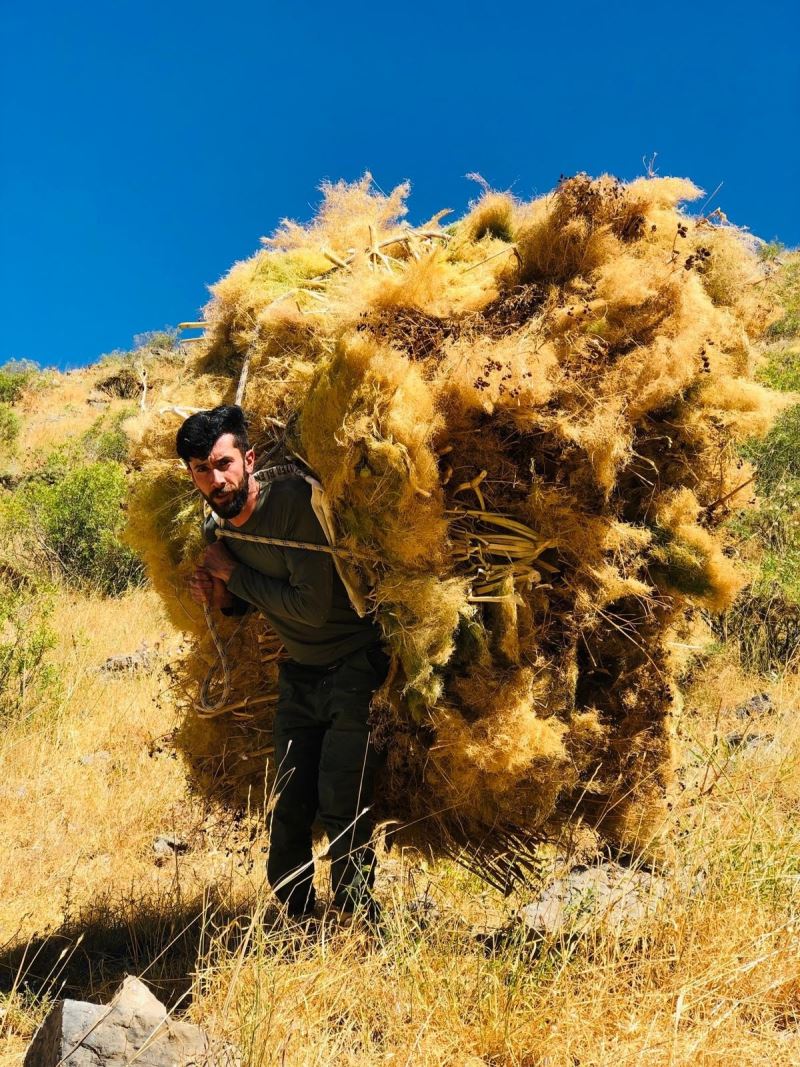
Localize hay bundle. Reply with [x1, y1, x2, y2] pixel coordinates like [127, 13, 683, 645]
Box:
[127, 173, 783, 886]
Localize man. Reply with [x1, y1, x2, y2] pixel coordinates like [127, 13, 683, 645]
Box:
[177, 404, 388, 922]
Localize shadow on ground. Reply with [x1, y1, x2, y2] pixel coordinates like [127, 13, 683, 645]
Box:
[0, 894, 252, 1009]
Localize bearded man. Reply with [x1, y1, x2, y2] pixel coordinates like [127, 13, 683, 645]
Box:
[177, 404, 388, 922]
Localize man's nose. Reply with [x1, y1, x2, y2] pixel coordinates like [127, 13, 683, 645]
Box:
[210, 469, 226, 488]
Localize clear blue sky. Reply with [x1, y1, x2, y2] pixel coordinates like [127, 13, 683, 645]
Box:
[1, 0, 798, 370]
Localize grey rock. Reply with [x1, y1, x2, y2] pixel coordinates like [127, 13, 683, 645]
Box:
[407, 895, 440, 927]
[518, 862, 667, 939]
[100, 643, 155, 674]
[726, 730, 774, 752]
[153, 835, 189, 857]
[735, 692, 774, 720]
[24, 976, 235, 1067]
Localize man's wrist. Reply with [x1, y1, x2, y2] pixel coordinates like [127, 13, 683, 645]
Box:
[220, 560, 237, 584]
[209, 574, 231, 608]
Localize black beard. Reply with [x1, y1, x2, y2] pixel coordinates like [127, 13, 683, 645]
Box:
[205, 475, 250, 519]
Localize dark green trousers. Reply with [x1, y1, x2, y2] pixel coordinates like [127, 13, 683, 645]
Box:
[267, 643, 389, 916]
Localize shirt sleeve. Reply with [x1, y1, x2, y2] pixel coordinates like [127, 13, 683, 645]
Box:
[203, 515, 250, 617]
[224, 482, 334, 627]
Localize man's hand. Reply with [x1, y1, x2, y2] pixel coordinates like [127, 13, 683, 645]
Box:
[189, 565, 235, 609]
[203, 541, 237, 583]
[188, 565, 214, 606]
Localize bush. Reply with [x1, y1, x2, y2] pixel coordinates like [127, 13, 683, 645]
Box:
[757, 343, 800, 393]
[133, 327, 179, 355]
[711, 584, 800, 674]
[0, 578, 58, 719]
[95, 365, 143, 399]
[741, 405, 800, 491]
[20, 460, 145, 595]
[0, 403, 20, 449]
[0, 359, 39, 404]
[767, 256, 800, 339]
[82, 407, 133, 464]
[720, 277, 800, 668]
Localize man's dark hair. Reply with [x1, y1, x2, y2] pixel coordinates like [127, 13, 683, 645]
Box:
[176, 405, 250, 463]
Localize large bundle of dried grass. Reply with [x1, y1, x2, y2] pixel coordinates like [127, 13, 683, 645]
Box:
[127, 173, 784, 887]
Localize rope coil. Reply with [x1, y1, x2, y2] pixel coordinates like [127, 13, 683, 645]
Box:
[197, 604, 247, 716]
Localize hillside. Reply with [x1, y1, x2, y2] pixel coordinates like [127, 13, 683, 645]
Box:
[0, 246, 799, 1066]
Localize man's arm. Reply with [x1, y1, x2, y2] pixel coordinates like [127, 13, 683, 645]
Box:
[190, 516, 250, 615]
[203, 485, 334, 627]
[188, 563, 250, 614]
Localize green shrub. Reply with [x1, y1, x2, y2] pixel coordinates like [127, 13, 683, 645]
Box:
[82, 407, 133, 464]
[728, 484, 800, 601]
[133, 327, 179, 355]
[714, 253, 800, 668]
[94, 429, 129, 463]
[0, 579, 58, 719]
[767, 257, 800, 339]
[0, 403, 20, 449]
[0, 359, 39, 404]
[758, 240, 786, 264]
[19, 460, 145, 595]
[741, 405, 800, 491]
[757, 343, 800, 393]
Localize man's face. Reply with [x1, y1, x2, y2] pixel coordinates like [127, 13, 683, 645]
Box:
[187, 433, 255, 519]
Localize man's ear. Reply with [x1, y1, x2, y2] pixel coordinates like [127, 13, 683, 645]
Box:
[244, 447, 255, 474]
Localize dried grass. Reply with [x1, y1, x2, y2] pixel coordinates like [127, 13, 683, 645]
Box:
[126, 172, 784, 877]
[3, 565, 800, 1066]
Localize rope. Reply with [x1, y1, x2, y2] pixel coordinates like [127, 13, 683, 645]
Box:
[196, 598, 247, 716]
[214, 526, 351, 557]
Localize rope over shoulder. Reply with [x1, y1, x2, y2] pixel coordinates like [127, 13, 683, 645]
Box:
[214, 526, 353, 558]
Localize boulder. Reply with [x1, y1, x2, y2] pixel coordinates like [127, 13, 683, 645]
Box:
[734, 692, 774, 720]
[24, 976, 235, 1067]
[518, 861, 668, 939]
[99, 643, 155, 674]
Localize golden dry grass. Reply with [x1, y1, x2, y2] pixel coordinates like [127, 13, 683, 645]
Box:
[3, 603, 800, 1065]
[125, 173, 787, 870]
[3, 197, 800, 1067]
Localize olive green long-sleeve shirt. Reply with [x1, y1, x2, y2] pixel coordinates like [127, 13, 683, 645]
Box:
[204, 477, 379, 666]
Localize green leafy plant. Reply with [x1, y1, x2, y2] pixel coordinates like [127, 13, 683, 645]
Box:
[15, 460, 145, 595]
[719, 269, 800, 668]
[0, 360, 39, 404]
[0, 403, 20, 450]
[133, 327, 179, 354]
[767, 256, 800, 338]
[741, 405, 800, 491]
[82, 407, 134, 464]
[0, 578, 58, 719]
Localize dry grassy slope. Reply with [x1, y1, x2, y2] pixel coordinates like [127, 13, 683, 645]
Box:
[1, 360, 273, 1062]
[1, 354, 800, 1066]
[12, 358, 178, 461]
